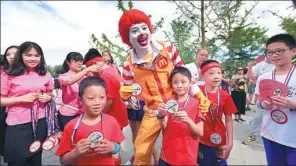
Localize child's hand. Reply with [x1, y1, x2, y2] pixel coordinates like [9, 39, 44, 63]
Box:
[262, 100, 273, 110]
[157, 103, 167, 118]
[271, 96, 296, 109]
[74, 139, 91, 156]
[217, 145, 232, 160]
[173, 111, 191, 124]
[94, 139, 115, 154]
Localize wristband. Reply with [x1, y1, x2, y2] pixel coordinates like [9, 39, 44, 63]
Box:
[111, 142, 120, 155]
[257, 101, 264, 109]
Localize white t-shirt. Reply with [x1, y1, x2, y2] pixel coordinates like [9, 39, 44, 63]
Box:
[252, 61, 275, 78]
[256, 67, 296, 148]
[184, 62, 205, 85]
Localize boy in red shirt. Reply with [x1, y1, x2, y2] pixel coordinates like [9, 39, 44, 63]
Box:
[157, 67, 205, 165]
[198, 60, 237, 166]
[55, 76, 125, 165]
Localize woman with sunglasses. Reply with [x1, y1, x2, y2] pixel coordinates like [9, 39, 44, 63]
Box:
[230, 67, 249, 122]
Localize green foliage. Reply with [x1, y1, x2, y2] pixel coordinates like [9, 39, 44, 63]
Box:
[280, 17, 296, 38]
[47, 64, 63, 78]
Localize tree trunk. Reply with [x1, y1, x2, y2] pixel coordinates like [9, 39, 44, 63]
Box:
[201, 0, 206, 48]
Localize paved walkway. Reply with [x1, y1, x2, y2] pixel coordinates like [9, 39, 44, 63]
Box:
[0, 105, 267, 165]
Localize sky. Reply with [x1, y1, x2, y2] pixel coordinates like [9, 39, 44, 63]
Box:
[1, 1, 295, 66]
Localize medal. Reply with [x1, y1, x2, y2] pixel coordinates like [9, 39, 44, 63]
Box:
[87, 131, 104, 148]
[271, 110, 288, 124]
[204, 87, 222, 145]
[42, 139, 54, 151]
[29, 102, 41, 153]
[131, 83, 142, 96]
[29, 140, 41, 153]
[165, 99, 179, 114]
[210, 133, 222, 145]
[72, 114, 103, 147]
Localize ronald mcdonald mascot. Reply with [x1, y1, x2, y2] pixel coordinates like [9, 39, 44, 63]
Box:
[118, 9, 210, 165]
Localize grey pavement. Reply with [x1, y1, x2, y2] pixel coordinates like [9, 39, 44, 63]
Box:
[0, 105, 267, 165]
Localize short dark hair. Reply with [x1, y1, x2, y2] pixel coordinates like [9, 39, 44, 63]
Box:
[84, 48, 102, 64]
[3, 45, 19, 70]
[61, 52, 83, 74]
[169, 66, 192, 82]
[200, 60, 220, 70]
[266, 33, 296, 49]
[79, 76, 106, 98]
[6, 41, 47, 76]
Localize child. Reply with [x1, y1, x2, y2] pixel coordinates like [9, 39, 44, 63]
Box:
[0, 41, 54, 166]
[198, 60, 237, 166]
[157, 67, 205, 165]
[55, 76, 125, 165]
[256, 34, 296, 165]
[58, 52, 99, 132]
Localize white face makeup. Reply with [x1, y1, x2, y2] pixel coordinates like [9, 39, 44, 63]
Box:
[129, 23, 152, 51]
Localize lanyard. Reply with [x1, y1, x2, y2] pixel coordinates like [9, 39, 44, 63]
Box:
[204, 87, 221, 129]
[30, 102, 40, 140]
[71, 114, 103, 146]
[272, 65, 295, 86]
[178, 95, 191, 111]
[45, 100, 59, 136]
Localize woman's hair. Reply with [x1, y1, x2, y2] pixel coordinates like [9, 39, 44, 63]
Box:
[84, 48, 102, 64]
[0, 54, 4, 66]
[3, 45, 19, 70]
[169, 66, 192, 82]
[6, 41, 47, 76]
[243, 67, 248, 74]
[61, 52, 83, 74]
[102, 50, 114, 64]
[79, 76, 106, 98]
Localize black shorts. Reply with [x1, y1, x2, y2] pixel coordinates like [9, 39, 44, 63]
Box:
[127, 100, 145, 121]
[57, 112, 79, 131]
[4, 118, 47, 163]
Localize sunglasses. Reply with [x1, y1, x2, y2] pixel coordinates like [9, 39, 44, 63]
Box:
[237, 68, 243, 71]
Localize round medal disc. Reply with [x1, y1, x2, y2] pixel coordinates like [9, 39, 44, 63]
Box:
[87, 131, 104, 148]
[166, 100, 179, 114]
[271, 110, 288, 124]
[131, 83, 142, 96]
[42, 139, 54, 151]
[210, 133, 222, 145]
[29, 140, 41, 153]
[49, 136, 58, 147]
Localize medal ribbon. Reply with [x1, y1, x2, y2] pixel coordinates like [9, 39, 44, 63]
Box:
[71, 114, 103, 145]
[30, 102, 40, 140]
[272, 65, 295, 86]
[204, 87, 221, 130]
[178, 95, 191, 111]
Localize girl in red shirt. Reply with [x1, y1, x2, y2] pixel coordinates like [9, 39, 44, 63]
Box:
[55, 76, 125, 166]
[157, 67, 205, 165]
[198, 60, 237, 166]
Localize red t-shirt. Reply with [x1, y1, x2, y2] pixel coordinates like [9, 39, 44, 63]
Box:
[160, 97, 205, 165]
[199, 85, 237, 147]
[100, 67, 128, 129]
[55, 114, 125, 165]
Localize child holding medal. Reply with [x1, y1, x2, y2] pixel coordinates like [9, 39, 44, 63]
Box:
[198, 60, 237, 166]
[157, 67, 205, 165]
[55, 76, 125, 165]
[0, 41, 54, 166]
[255, 34, 296, 165]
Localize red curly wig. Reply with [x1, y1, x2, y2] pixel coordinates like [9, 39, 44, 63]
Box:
[118, 9, 153, 47]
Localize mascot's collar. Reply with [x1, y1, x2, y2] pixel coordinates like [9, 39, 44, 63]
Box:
[129, 38, 163, 65]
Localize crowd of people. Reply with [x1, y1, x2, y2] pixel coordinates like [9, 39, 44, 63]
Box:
[0, 8, 296, 166]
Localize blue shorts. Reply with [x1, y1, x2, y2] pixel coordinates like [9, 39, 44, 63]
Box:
[263, 137, 296, 165]
[198, 144, 228, 166]
[127, 100, 145, 121]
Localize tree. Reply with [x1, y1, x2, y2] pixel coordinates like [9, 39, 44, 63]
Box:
[89, 0, 165, 65]
[164, 17, 197, 64]
[47, 64, 63, 78]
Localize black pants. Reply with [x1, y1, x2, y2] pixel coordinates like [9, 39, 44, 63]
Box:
[8, 151, 42, 166]
[0, 106, 7, 156]
[159, 159, 170, 166]
[57, 112, 78, 131]
[231, 91, 246, 116]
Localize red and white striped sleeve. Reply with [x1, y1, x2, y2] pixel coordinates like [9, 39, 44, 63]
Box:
[122, 59, 135, 86]
[164, 41, 183, 67]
